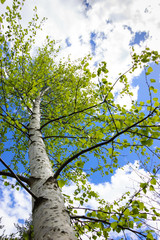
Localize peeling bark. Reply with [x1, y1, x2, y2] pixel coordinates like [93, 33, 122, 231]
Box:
[28, 96, 76, 240]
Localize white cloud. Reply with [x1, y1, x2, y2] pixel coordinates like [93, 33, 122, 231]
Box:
[0, 180, 31, 236]
[2, 0, 160, 60]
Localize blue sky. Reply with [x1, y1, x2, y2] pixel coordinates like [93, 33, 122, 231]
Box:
[0, 0, 160, 238]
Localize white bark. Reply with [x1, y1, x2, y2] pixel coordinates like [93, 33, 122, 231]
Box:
[28, 96, 77, 240]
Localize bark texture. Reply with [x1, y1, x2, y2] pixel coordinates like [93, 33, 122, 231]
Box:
[28, 96, 76, 240]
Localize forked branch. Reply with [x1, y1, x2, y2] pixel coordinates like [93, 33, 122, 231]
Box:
[53, 107, 158, 179]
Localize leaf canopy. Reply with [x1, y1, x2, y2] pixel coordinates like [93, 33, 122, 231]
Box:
[0, 1, 160, 239]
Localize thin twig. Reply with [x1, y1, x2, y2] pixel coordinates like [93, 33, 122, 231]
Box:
[0, 157, 37, 200]
[40, 102, 104, 130]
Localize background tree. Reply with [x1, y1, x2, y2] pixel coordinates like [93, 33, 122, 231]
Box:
[0, 217, 33, 239]
[0, 0, 160, 239]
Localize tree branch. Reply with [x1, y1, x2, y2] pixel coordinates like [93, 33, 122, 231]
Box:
[40, 101, 104, 130]
[2, 78, 33, 115]
[104, 65, 135, 101]
[128, 130, 160, 141]
[0, 106, 28, 131]
[71, 215, 147, 237]
[43, 135, 91, 140]
[0, 61, 8, 112]
[0, 111, 28, 137]
[106, 101, 118, 133]
[0, 157, 38, 200]
[0, 171, 30, 185]
[53, 107, 158, 179]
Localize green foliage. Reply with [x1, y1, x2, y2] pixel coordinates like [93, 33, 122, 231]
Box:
[0, 1, 160, 239]
[58, 179, 66, 188]
[0, 0, 6, 4]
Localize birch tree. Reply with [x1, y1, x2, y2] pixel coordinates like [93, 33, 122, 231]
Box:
[0, 0, 160, 239]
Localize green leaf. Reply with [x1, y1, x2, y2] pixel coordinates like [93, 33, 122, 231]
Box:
[153, 168, 156, 174]
[97, 68, 101, 76]
[129, 221, 134, 229]
[153, 88, 158, 93]
[139, 202, 144, 210]
[149, 185, 155, 191]
[111, 222, 117, 230]
[150, 178, 156, 185]
[58, 179, 66, 188]
[123, 208, 130, 216]
[102, 78, 107, 84]
[4, 181, 9, 186]
[147, 66, 153, 73]
[117, 120, 122, 129]
[107, 92, 113, 99]
[131, 208, 139, 215]
[75, 161, 84, 168]
[140, 182, 147, 189]
[92, 73, 96, 78]
[92, 235, 97, 240]
[111, 215, 118, 221]
[147, 232, 154, 240]
[140, 101, 144, 106]
[140, 213, 147, 219]
[150, 78, 156, 83]
[0, 0, 6, 3]
[149, 86, 158, 93]
[2, 175, 7, 179]
[154, 101, 159, 107]
[141, 138, 153, 147]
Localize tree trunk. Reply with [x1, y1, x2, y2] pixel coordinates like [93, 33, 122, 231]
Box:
[28, 96, 76, 240]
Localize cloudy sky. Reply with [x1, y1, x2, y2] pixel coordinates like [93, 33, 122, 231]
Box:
[23, 0, 160, 71]
[2, 0, 160, 75]
[0, 0, 160, 238]
[22, 0, 160, 107]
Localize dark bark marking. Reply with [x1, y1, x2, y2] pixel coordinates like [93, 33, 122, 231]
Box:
[33, 196, 48, 212]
